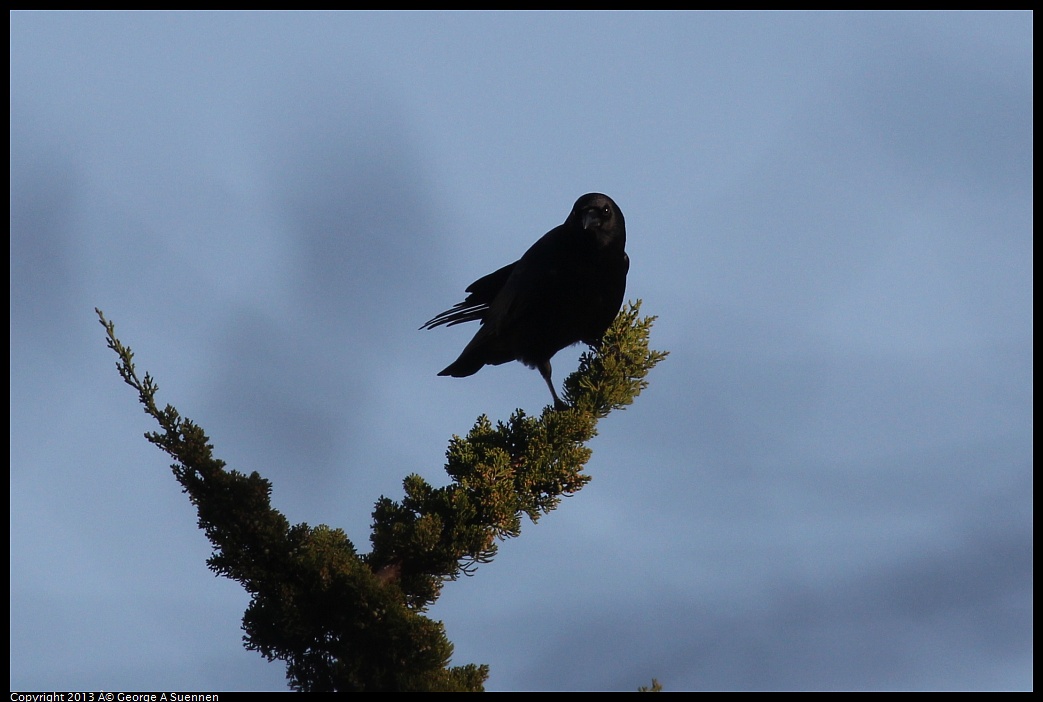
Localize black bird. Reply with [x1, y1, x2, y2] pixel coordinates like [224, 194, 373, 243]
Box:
[421, 193, 629, 409]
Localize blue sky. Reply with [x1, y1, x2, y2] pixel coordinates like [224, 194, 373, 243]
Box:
[10, 11, 1032, 691]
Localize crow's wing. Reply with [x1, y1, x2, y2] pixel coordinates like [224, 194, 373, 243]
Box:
[419, 261, 517, 330]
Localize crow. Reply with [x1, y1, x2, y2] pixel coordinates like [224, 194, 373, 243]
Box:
[421, 193, 629, 409]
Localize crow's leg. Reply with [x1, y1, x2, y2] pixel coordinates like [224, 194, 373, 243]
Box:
[536, 359, 567, 411]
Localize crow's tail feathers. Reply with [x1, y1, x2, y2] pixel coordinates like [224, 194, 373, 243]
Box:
[438, 356, 484, 378]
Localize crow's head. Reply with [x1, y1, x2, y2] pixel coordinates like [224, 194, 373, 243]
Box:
[571, 193, 626, 249]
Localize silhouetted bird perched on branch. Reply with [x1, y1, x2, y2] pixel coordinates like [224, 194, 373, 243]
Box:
[422, 193, 629, 410]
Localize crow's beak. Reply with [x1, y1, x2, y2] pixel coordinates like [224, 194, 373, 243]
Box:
[581, 209, 601, 231]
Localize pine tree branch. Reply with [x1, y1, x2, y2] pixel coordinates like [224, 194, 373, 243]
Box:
[96, 300, 666, 691]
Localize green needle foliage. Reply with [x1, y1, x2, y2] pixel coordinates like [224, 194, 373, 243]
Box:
[97, 301, 666, 692]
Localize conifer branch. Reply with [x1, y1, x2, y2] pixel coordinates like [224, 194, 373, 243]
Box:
[97, 301, 666, 691]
